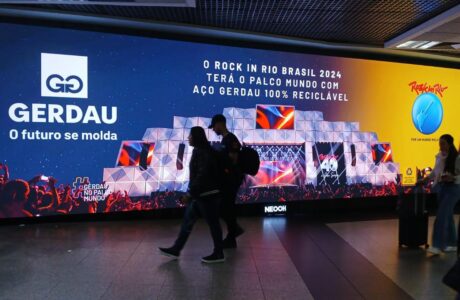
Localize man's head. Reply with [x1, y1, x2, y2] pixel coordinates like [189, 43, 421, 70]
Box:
[208, 114, 227, 135]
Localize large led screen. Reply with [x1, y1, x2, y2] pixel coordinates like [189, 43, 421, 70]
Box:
[1, 21, 460, 218]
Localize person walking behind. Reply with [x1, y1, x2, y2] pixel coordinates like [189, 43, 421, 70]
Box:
[421, 134, 460, 255]
[159, 126, 225, 263]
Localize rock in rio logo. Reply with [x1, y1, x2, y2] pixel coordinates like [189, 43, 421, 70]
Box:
[409, 81, 447, 135]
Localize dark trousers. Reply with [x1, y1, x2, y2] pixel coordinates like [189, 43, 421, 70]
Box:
[173, 196, 223, 254]
[221, 188, 240, 238]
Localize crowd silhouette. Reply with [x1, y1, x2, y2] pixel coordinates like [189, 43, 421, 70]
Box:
[0, 163, 429, 219]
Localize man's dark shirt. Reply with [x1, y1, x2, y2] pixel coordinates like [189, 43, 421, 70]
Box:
[221, 132, 241, 154]
[220, 132, 244, 193]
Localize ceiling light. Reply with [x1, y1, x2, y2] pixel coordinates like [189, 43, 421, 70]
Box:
[396, 40, 441, 49]
[410, 41, 430, 49]
[396, 41, 418, 48]
[419, 41, 441, 49]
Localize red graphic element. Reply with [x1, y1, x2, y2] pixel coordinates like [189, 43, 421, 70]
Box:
[371, 143, 393, 164]
[118, 147, 131, 166]
[408, 81, 448, 97]
[319, 154, 338, 161]
[117, 141, 155, 167]
[252, 161, 296, 186]
[256, 105, 295, 130]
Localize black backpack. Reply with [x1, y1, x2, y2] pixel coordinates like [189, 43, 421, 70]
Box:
[239, 146, 260, 176]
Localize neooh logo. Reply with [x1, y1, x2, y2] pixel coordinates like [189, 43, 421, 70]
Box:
[41, 53, 88, 98]
[264, 205, 287, 214]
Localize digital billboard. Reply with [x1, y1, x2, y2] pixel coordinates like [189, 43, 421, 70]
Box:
[1, 21, 459, 218]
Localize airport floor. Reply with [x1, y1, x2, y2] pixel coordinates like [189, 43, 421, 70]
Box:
[0, 216, 457, 300]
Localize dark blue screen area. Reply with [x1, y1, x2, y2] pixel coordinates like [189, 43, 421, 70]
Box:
[0, 22, 340, 186]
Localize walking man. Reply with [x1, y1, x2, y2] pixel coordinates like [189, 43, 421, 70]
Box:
[209, 114, 245, 248]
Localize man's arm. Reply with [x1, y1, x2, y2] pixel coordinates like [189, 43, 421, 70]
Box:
[226, 134, 241, 165]
[455, 156, 460, 184]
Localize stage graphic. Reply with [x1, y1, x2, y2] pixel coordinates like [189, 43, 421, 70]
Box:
[104, 107, 397, 197]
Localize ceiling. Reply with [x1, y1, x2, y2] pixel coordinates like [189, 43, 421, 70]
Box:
[385, 5, 460, 56]
[2, 0, 460, 56]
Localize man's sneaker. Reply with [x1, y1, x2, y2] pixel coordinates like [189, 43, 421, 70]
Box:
[222, 237, 237, 249]
[444, 246, 458, 253]
[159, 247, 180, 259]
[427, 246, 441, 255]
[201, 252, 225, 264]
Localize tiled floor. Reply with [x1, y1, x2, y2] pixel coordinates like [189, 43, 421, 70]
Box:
[329, 217, 458, 300]
[0, 218, 313, 300]
[0, 216, 457, 299]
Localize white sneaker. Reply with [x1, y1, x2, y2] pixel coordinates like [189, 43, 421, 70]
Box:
[427, 246, 441, 255]
[444, 246, 458, 252]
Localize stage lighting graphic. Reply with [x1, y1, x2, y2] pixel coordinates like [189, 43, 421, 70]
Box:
[245, 144, 306, 187]
[256, 105, 295, 129]
[252, 161, 296, 186]
[371, 143, 393, 165]
[117, 141, 155, 169]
